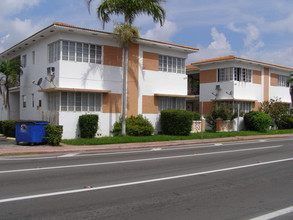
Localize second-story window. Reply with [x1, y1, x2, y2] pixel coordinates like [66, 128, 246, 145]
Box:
[218, 67, 252, 82]
[159, 55, 185, 74]
[62, 41, 102, 64]
[218, 68, 233, 82]
[49, 41, 61, 63]
[32, 51, 35, 64]
[278, 75, 289, 87]
[22, 55, 27, 67]
[234, 67, 252, 82]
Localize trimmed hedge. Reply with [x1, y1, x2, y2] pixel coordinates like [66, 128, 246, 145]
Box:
[244, 111, 272, 131]
[160, 109, 193, 136]
[78, 114, 99, 138]
[45, 124, 63, 146]
[1, 120, 17, 137]
[192, 112, 201, 121]
[112, 115, 154, 136]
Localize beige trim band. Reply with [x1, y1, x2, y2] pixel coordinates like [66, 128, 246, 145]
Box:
[216, 98, 257, 102]
[38, 88, 111, 93]
[154, 93, 195, 98]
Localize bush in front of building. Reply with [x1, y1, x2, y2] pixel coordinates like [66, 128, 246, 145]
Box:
[276, 115, 293, 129]
[78, 114, 99, 138]
[112, 115, 154, 136]
[45, 124, 63, 146]
[160, 109, 193, 136]
[205, 103, 237, 130]
[244, 111, 272, 131]
[1, 120, 17, 137]
[259, 98, 289, 128]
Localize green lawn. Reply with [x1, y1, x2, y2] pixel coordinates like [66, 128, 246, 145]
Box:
[62, 129, 293, 146]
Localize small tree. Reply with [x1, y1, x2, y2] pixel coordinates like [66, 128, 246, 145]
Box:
[205, 103, 237, 130]
[259, 98, 289, 128]
[0, 59, 22, 119]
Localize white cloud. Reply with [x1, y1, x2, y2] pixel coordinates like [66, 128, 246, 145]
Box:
[228, 23, 264, 49]
[141, 20, 177, 42]
[187, 27, 233, 64]
[0, 0, 41, 52]
[0, 0, 40, 17]
[208, 27, 232, 51]
[0, 18, 41, 52]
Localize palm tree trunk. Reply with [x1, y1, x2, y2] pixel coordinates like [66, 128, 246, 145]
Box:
[122, 47, 128, 136]
[6, 88, 10, 120]
[290, 85, 293, 109]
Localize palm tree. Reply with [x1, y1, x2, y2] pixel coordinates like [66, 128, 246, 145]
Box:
[88, 0, 165, 136]
[288, 74, 293, 109]
[0, 59, 22, 120]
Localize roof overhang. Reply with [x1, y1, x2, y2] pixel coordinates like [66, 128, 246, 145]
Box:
[191, 55, 293, 72]
[38, 87, 111, 93]
[1, 22, 198, 59]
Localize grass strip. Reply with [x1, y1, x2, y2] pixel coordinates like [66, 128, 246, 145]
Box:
[62, 129, 293, 146]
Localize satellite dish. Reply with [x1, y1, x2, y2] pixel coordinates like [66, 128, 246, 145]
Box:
[37, 78, 43, 86]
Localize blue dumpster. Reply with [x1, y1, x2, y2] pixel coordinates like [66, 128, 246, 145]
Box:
[15, 121, 49, 145]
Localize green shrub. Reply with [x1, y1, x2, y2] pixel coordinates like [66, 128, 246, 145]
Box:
[78, 114, 99, 138]
[206, 103, 237, 130]
[244, 111, 272, 131]
[0, 121, 3, 134]
[277, 115, 293, 129]
[45, 124, 63, 146]
[2, 120, 17, 137]
[259, 98, 290, 128]
[160, 109, 193, 136]
[112, 115, 154, 136]
[192, 112, 201, 121]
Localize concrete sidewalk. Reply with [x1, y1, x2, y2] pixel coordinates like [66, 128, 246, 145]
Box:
[1, 133, 293, 156]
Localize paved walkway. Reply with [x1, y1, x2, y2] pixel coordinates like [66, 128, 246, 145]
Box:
[1, 133, 293, 156]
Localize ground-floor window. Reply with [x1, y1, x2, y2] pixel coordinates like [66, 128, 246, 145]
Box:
[158, 97, 186, 111]
[48, 92, 60, 111]
[48, 92, 102, 112]
[217, 101, 253, 114]
[61, 92, 101, 112]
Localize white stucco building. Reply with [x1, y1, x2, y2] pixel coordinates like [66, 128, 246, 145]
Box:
[186, 55, 293, 115]
[0, 22, 198, 139]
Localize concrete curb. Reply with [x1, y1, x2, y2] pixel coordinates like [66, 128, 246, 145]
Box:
[1, 133, 293, 156]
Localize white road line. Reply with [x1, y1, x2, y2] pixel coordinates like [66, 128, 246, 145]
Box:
[249, 206, 293, 220]
[0, 145, 284, 174]
[151, 148, 162, 151]
[214, 143, 223, 146]
[2, 137, 293, 161]
[0, 157, 293, 204]
[59, 153, 79, 158]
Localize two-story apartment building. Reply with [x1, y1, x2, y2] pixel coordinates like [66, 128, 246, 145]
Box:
[0, 22, 198, 139]
[187, 55, 293, 114]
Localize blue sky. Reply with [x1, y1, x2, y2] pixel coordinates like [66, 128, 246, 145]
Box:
[1, 0, 293, 67]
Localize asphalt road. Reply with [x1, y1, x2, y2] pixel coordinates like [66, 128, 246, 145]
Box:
[0, 138, 293, 220]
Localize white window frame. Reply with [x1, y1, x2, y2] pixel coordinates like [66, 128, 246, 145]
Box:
[60, 92, 102, 112]
[278, 75, 289, 87]
[159, 55, 186, 74]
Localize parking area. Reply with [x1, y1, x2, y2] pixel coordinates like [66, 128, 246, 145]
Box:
[0, 136, 19, 148]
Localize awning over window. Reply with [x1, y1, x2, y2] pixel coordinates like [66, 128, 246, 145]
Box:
[38, 87, 111, 93]
[154, 93, 195, 98]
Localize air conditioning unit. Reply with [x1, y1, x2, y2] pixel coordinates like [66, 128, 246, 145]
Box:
[216, 85, 221, 90]
[47, 67, 55, 76]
